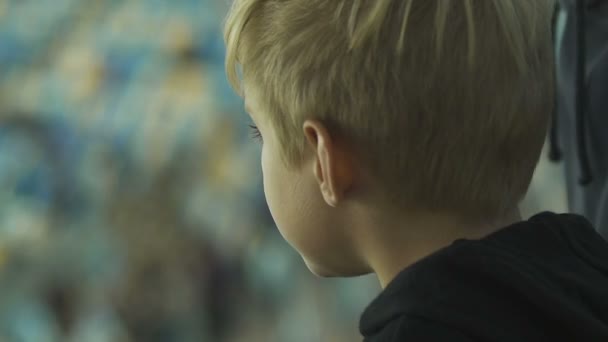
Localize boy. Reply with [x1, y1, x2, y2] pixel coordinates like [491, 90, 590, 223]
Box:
[224, 0, 608, 340]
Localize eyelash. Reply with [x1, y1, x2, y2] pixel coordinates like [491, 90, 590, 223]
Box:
[249, 124, 263, 142]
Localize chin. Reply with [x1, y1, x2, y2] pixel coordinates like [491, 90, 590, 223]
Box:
[303, 257, 373, 278]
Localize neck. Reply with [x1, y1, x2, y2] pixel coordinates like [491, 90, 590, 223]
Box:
[355, 208, 522, 288]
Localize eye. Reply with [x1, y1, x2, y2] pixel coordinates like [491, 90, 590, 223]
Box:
[249, 124, 263, 142]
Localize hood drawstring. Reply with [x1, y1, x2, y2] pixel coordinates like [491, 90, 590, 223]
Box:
[575, 0, 593, 185]
[549, 3, 563, 162]
[549, 0, 593, 186]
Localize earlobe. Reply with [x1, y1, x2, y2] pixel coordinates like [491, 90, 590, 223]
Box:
[322, 187, 339, 207]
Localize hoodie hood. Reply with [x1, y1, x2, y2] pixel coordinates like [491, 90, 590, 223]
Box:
[360, 213, 608, 341]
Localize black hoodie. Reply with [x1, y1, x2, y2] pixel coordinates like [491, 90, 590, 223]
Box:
[360, 212, 608, 341]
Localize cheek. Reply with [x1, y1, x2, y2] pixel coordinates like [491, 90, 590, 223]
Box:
[260, 149, 368, 277]
[260, 145, 287, 228]
[260, 145, 310, 243]
[260, 146, 273, 202]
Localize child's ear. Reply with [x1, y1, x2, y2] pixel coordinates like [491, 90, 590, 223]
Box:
[303, 120, 354, 207]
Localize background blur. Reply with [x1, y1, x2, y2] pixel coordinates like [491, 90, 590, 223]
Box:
[0, 1, 566, 341]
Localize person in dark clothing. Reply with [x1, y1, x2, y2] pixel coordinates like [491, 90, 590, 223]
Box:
[552, 0, 608, 239]
[223, 0, 608, 340]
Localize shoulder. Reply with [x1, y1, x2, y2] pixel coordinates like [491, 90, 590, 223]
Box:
[364, 315, 475, 342]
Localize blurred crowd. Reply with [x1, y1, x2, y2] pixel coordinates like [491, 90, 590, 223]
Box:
[0, 1, 378, 341]
[0, 1, 567, 342]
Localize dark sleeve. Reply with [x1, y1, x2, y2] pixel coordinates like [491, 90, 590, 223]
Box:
[364, 315, 475, 342]
[554, 0, 608, 239]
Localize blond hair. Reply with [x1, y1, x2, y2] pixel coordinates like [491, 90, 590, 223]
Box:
[225, 0, 555, 219]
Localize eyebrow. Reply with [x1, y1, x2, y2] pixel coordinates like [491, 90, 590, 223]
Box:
[244, 101, 254, 117]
